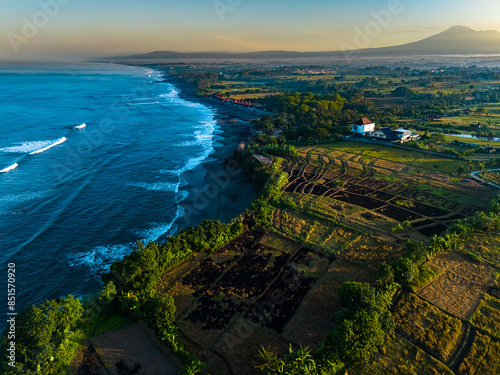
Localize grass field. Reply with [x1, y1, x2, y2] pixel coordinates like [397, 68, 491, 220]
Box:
[444, 134, 500, 148]
[163, 231, 345, 373]
[352, 334, 454, 375]
[417, 252, 495, 319]
[483, 171, 500, 185]
[331, 141, 467, 174]
[394, 292, 464, 364]
[470, 294, 500, 340]
[453, 228, 500, 268]
[458, 331, 500, 375]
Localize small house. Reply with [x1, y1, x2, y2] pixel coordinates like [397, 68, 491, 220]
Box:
[370, 127, 399, 142]
[351, 118, 375, 135]
[394, 129, 420, 142]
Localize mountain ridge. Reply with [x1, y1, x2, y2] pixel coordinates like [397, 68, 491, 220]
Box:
[108, 26, 500, 61]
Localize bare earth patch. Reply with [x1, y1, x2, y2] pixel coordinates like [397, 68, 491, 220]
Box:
[88, 323, 180, 375]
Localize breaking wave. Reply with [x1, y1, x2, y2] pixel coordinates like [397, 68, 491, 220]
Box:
[0, 163, 18, 173]
[29, 137, 67, 155]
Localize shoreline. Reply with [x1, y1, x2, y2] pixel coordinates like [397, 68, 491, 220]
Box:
[163, 75, 260, 235]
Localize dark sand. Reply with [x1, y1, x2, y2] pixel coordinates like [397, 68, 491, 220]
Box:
[167, 77, 261, 233]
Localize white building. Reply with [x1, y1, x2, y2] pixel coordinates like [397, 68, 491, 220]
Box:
[371, 127, 399, 142]
[351, 118, 375, 135]
[394, 129, 420, 142]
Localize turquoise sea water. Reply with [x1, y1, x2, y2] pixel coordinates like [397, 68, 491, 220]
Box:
[0, 63, 217, 315]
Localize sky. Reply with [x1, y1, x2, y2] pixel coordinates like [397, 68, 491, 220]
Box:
[0, 0, 499, 61]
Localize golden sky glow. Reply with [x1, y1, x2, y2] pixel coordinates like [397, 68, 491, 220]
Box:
[0, 0, 499, 61]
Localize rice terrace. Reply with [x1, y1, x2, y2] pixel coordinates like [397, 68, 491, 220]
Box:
[134, 140, 500, 374]
[281, 141, 493, 241]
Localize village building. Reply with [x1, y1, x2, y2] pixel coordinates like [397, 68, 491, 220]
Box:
[351, 118, 375, 135]
[370, 127, 400, 142]
[394, 128, 420, 142]
[370, 127, 420, 143]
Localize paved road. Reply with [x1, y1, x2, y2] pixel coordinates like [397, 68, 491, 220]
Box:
[470, 168, 500, 189]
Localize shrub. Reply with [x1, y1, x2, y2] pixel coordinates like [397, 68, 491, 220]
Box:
[0, 296, 84, 375]
[392, 257, 417, 285]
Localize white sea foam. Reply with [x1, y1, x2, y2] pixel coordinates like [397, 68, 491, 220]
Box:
[69, 244, 132, 273]
[129, 181, 179, 192]
[158, 86, 212, 111]
[136, 222, 175, 243]
[142, 207, 185, 239]
[176, 190, 189, 203]
[1, 140, 55, 154]
[0, 191, 47, 204]
[0, 163, 18, 173]
[74, 123, 86, 129]
[29, 137, 67, 155]
[126, 101, 158, 106]
[2, 137, 70, 156]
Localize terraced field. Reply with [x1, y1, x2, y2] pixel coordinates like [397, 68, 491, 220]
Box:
[154, 142, 499, 374]
[273, 142, 500, 375]
[281, 142, 495, 240]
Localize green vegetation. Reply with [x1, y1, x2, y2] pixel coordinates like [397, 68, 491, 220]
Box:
[251, 92, 349, 144]
[471, 294, 500, 340]
[0, 296, 83, 374]
[258, 281, 395, 373]
[392, 220, 413, 233]
[258, 346, 344, 375]
[447, 209, 500, 267]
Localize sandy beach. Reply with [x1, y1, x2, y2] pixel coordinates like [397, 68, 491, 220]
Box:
[166, 77, 261, 233]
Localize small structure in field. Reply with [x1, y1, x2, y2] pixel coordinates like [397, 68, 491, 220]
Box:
[351, 118, 375, 135]
[253, 154, 273, 165]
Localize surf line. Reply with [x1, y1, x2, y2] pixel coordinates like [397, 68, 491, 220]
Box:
[0, 163, 19, 173]
[29, 137, 67, 155]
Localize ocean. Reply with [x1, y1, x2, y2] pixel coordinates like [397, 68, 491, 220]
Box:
[0, 63, 219, 315]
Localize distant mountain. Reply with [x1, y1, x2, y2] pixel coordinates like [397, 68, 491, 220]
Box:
[107, 26, 500, 61]
[367, 26, 500, 55]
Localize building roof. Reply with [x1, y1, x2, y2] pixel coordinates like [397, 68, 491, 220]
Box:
[375, 127, 399, 142]
[394, 128, 411, 133]
[354, 118, 373, 126]
[253, 154, 273, 164]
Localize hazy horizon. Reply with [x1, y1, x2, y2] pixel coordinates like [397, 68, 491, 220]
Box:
[1, 0, 500, 62]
